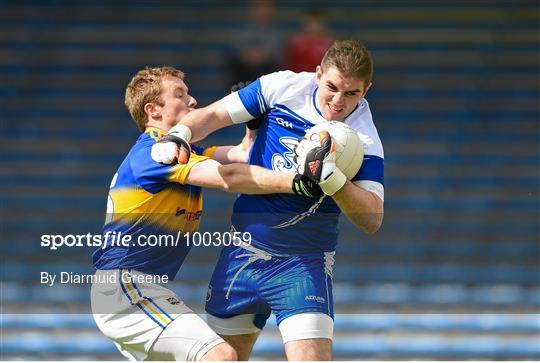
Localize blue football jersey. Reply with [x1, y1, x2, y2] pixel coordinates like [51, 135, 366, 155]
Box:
[222, 71, 385, 254]
[92, 127, 212, 278]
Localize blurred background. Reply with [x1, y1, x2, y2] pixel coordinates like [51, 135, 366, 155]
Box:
[1, 0, 539, 360]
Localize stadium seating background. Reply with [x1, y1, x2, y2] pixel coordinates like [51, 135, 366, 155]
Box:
[1, 0, 539, 360]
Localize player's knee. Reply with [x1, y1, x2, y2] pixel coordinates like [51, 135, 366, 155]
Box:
[201, 342, 237, 361]
[219, 344, 238, 361]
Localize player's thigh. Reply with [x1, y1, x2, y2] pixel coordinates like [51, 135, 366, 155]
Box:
[279, 312, 333, 361]
[92, 269, 195, 361]
[147, 313, 225, 361]
[207, 313, 261, 361]
[267, 252, 335, 326]
[284, 338, 332, 361]
[205, 246, 264, 317]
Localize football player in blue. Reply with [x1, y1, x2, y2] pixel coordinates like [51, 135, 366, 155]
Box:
[152, 40, 384, 360]
[91, 66, 322, 361]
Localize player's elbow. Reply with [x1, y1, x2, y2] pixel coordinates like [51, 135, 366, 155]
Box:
[362, 218, 382, 235]
[229, 148, 249, 164]
[354, 211, 383, 235]
[366, 213, 384, 234]
[218, 179, 234, 193]
[237, 149, 249, 164]
[361, 196, 384, 234]
[217, 164, 240, 193]
[218, 182, 233, 193]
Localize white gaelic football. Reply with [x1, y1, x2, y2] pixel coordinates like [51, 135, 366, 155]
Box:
[295, 121, 364, 180]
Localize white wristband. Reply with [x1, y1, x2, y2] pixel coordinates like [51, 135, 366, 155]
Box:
[319, 168, 347, 196]
[168, 124, 192, 142]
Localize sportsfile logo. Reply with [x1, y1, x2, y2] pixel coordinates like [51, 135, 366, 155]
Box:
[305, 295, 325, 304]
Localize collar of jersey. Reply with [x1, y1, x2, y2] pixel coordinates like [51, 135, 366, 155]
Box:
[145, 127, 165, 138]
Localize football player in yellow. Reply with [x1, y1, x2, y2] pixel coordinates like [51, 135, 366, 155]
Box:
[91, 66, 321, 361]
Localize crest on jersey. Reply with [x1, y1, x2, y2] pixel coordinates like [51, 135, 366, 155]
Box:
[271, 136, 299, 172]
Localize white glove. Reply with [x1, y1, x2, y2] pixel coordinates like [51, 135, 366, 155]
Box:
[150, 141, 179, 164]
[150, 125, 192, 164]
[318, 162, 347, 196]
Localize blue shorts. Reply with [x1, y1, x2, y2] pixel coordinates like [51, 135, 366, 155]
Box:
[205, 244, 335, 329]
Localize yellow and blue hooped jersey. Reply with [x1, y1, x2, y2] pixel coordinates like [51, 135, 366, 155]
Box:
[92, 127, 214, 279]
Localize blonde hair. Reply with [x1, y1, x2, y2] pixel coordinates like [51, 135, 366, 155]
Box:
[321, 40, 373, 86]
[124, 66, 185, 131]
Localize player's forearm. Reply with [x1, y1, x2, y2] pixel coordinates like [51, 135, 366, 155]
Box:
[211, 146, 241, 164]
[218, 164, 293, 195]
[223, 144, 250, 164]
[211, 129, 255, 164]
[179, 101, 233, 142]
[226, 129, 257, 163]
[332, 181, 384, 234]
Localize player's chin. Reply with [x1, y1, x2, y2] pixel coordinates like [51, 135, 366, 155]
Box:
[325, 108, 344, 121]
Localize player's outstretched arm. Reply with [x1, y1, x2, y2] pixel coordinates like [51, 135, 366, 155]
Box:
[184, 159, 320, 197]
[179, 100, 234, 143]
[153, 81, 263, 165]
[184, 80, 261, 146]
[151, 100, 249, 165]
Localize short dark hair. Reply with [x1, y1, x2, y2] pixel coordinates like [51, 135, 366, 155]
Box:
[321, 39, 373, 86]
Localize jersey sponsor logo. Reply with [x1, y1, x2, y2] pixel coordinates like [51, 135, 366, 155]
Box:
[305, 295, 326, 304]
[271, 136, 299, 172]
[166, 297, 181, 305]
[275, 117, 293, 129]
[175, 208, 202, 221]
